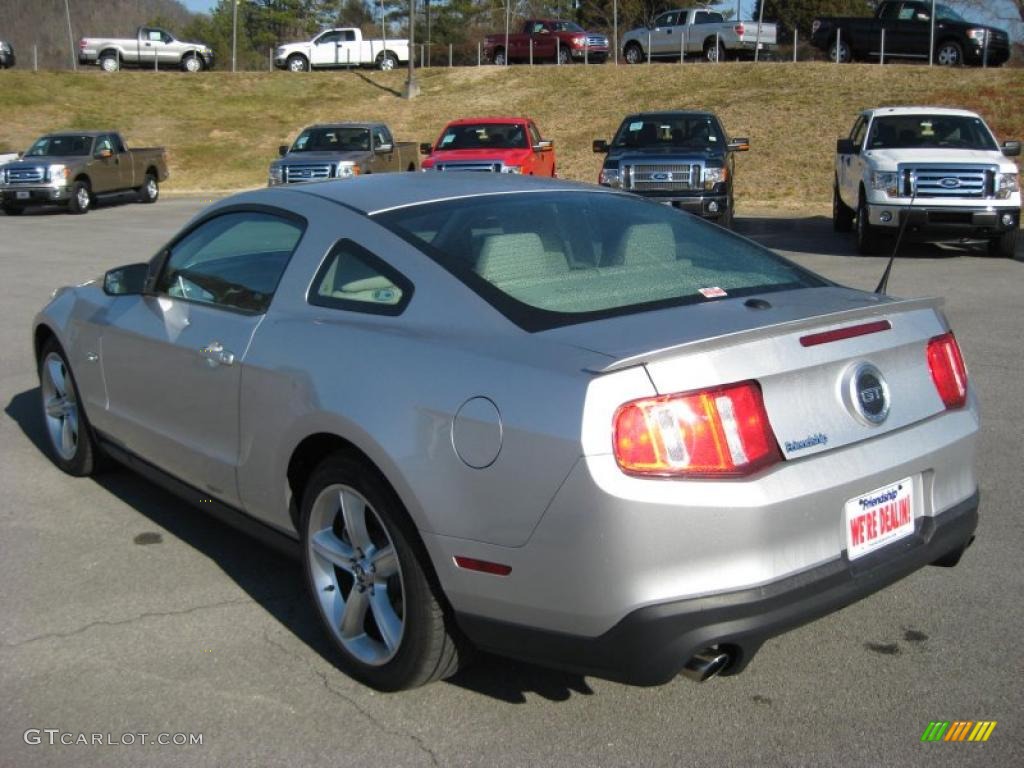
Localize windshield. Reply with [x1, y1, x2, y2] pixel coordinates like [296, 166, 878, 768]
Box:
[291, 127, 370, 152]
[26, 135, 93, 157]
[867, 115, 997, 151]
[549, 21, 584, 32]
[436, 123, 529, 151]
[375, 192, 825, 332]
[612, 115, 725, 150]
[936, 4, 965, 22]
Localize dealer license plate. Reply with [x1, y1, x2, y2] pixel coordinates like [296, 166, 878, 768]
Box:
[16, 190, 29, 200]
[844, 477, 915, 560]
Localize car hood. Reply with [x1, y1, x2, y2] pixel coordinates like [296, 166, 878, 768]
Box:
[278, 150, 369, 163]
[865, 147, 1012, 169]
[3, 156, 84, 169]
[541, 286, 905, 369]
[606, 146, 726, 162]
[427, 148, 532, 162]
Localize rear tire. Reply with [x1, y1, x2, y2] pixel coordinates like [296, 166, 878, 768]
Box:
[300, 453, 464, 691]
[988, 228, 1018, 258]
[704, 40, 726, 63]
[855, 194, 882, 255]
[833, 182, 854, 232]
[68, 180, 91, 215]
[624, 42, 643, 64]
[99, 54, 119, 72]
[38, 339, 104, 477]
[376, 52, 398, 71]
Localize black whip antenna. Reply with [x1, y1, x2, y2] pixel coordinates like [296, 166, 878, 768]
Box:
[875, 175, 918, 295]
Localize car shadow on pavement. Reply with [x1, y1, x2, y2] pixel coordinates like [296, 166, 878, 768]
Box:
[9, 191, 144, 216]
[734, 215, 991, 260]
[6, 386, 596, 704]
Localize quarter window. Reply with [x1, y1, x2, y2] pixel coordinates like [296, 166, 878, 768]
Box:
[309, 240, 412, 316]
[156, 210, 304, 313]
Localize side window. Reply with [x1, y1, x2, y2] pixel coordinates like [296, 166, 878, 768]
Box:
[694, 11, 710, 24]
[111, 134, 126, 153]
[309, 240, 413, 316]
[156, 210, 305, 313]
[342, 30, 356, 42]
[146, 29, 162, 42]
[657, 13, 676, 27]
[707, 12, 724, 23]
[850, 116, 868, 149]
[374, 127, 391, 147]
[879, 3, 901, 20]
[95, 135, 114, 156]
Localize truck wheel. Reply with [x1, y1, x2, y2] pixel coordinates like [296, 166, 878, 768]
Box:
[936, 41, 963, 66]
[39, 339, 106, 477]
[828, 38, 852, 63]
[376, 52, 398, 71]
[855, 194, 882, 255]
[492, 48, 507, 66]
[624, 42, 643, 64]
[99, 55, 119, 73]
[557, 45, 571, 65]
[833, 182, 854, 232]
[181, 54, 204, 73]
[287, 54, 309, 72]
[704, 40, 726, 63]
[988, 228, 1018, 259]
[68, 181, 92, 215]
[2, 204, 24, 216]
[137, 173, 159, 204]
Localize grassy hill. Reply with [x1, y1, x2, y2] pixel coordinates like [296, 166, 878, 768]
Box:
[1, 63, 1022, 205]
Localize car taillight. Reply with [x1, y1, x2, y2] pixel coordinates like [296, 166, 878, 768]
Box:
[927, 332, 968, 409]
[613, 380, 780, 478]
[79, 39, 87, 49]
[734, 24, 746, 36]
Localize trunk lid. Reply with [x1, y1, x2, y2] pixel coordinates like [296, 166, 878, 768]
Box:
[547, 287, 953, 460]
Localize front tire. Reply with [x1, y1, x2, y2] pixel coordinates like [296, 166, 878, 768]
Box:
[828, 38, 852, 63]
[492, 48, 507, 66]
[936, 40, 963, 66]
[557, 44, 571, 65]
[301, 453, 463, 691]
[287, 54, 309, 72]
[833, 182, 854, 232]
[38, 339, 103, 477]
[137, 172, 159, 204]
[68, 180, 91, 214]
[624, 42, 643, 64]
[856, 194, 882, 255]
[988, 228, 1018, 258]
[2, 204, 24, 216]
[181, 54, 204, 73]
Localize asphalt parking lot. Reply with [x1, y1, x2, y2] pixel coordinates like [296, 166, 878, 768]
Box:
[1, 197, 1022, 767]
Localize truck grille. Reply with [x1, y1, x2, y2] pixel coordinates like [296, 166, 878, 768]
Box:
[902, 165, 995, 198]
[4, 166, 45, 184]
[432, 162, 503, 173]
[626, 163, 699, 192]
[585, 35, 608, 48]
[284, 164, 332, 183]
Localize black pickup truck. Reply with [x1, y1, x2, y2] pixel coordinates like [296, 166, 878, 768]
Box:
[593, 111, 748, 227]
[811, 1, 1011, 66]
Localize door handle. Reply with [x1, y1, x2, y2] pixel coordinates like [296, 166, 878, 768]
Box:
[199, 341, 235, 367]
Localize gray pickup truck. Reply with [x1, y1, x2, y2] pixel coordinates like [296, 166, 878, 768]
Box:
[0, 131, 168, 215]
[594, 111, 749, 227]
[268, 123, 418, 185]
[79, 26, 214, 72]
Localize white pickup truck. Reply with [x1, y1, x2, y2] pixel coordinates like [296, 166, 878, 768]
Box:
[621, 8, 777, 63]
[274, 28, 409, 72]
[834, 107, 1021, 258]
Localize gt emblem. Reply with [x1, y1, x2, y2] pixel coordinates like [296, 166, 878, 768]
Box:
[842, 363, 890, 426]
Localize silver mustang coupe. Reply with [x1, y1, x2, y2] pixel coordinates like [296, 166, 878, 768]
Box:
[33, 174, 979, 690]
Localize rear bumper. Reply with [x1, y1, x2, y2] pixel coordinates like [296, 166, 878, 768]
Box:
[1, 186, 72, 206]
[868, 203, 1019, 239]
[456, 491, 978, 686]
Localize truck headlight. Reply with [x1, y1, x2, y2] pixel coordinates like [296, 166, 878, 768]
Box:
[703, 166, 727, 191]
[871, 171, 899, 197]
[335, 162, 360, 178]
[48, 164, 70, 187]
[573, 36, 586, 47]
[268, 165, 283, 185]
[501, 165, 522, 174]
[996, 172, 1020, 199]
[966, 28, 990, 42]
[599, 168, 620, 187]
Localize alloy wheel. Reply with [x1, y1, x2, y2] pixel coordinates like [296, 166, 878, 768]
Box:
[41, 352, 79, 461]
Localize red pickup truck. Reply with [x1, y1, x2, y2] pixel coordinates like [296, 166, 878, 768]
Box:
[419, 117, 556, 176]
[484, 19, 610, 65]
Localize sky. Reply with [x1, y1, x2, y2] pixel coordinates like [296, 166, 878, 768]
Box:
[177, 1, 1021, 39]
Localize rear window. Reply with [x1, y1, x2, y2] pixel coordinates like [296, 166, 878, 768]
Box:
[375, 192, 826, 332]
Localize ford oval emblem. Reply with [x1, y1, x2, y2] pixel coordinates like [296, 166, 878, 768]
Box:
[939, 177, 961, 189]
[843, 363, 890, 425]
[651, 172, 671, 181]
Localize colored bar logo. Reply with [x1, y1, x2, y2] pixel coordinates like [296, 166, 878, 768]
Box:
[921, 721, 997, 742]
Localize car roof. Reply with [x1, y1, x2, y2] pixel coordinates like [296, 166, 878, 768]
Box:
[235, 174, 619, 216]
[302, 123, 379, 131]
[625, 111, 719, 120]
[445, 117, 532, 126]
[864, 106, 982, 119]
[44, 131, 111, 138]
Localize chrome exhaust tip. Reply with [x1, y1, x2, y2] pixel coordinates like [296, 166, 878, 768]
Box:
[680, 648, 731, 683]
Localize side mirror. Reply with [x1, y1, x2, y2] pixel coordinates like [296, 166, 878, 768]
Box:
[837, 138, 858, 155]
[278, 144, 289, 157]
[728, 137, 750, 152]
[533, 140, 553, 153]
[17, 151, 23, 159]
[97, 148, 113, 159]
[1001, 140, 1021, 157]
[593, 139, 609, 153]
[375, 142, 393, 154]
[419, 142, 432, 155]
[103, 263, 148, 296]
